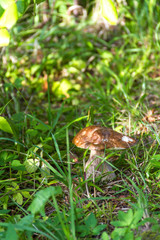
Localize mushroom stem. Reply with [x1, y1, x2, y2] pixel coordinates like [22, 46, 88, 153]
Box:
[85, 150, 116, 181]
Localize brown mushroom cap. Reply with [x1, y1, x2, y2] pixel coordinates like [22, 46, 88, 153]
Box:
[72, 125, 137, 150]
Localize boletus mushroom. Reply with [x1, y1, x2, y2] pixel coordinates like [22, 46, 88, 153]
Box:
[72, 125, 137, 181]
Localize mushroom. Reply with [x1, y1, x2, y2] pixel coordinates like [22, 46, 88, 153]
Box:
[72, 125, 137, 181]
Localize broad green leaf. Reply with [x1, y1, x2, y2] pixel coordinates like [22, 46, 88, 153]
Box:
[52, 79, 73, 97]
[12, 182, 19, 190]
[13, 192, 23, 205]
[123, 231, 134, 240]
[0, 28, 10, 46]
[0, 116, 13, 134]
[0, 1, 18, 29]
[21, 191, 30, 198]
[19, 214, 34, 226]
[101, 231, 110, 240]
[111, 209, 133, 227]
[77, 225, 89, 237]
[0, 4, 5, 17]
[85, 213, 97, 228]
[5, 223, 18, 240]
[24, 158, 40, 173]
[16, 0, 27, 15]
[26, 129, 38, 137]
[92, 224, 107, 235]
[115, 209, 133, 226]
[111, 227, 127, 238]
[111, 220, 128, 227]
[11, 160, 25, 171]
[28, 186, 62, 215]
[101, 0, 118, 25]
[132, 209, 143, 227]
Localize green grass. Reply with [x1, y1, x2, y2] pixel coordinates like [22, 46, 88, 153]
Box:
[0, 0, 160, 239]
